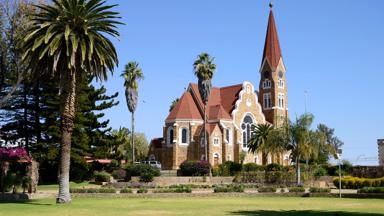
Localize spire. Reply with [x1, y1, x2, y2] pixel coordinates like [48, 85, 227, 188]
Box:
[261, 5, 282, 70]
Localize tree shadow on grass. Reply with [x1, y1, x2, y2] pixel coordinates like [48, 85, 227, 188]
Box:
[0, 200, 52, 206]
[230, 210, 384, 216]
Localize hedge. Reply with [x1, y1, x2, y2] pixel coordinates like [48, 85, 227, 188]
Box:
[288, 186, 305, 192]
[179, 160, 210, 176]
[120, 188, 133, 193]
[214, 185, 244, 193]
[70, 188, 116, 193]
[257, 186, 277, 193]
[93, 171, 111, 182]
[333, 176, 384, 189]
[137, 188, 148, 193]
[125, 164, 160, 178]
[309, 187, 330, 193]
[153, 186, 192, 193]
[234, 171, 296, 186]
[358, 187, 384, 193]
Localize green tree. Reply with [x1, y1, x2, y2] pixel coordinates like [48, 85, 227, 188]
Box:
[248, 124, 289, 165]
[112, 128, 148, 162]
[169, 98, 179, 112]
[121, 62, 144, 163]
[22, 0, 121, 203]
[316, 124, 343, 162]
[193, 53, 216, 164]
[283, 113, 326, 185]
[0, 0, 32, 108]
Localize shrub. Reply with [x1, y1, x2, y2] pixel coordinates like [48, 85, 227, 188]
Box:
[98, 188, 116, 193]
[140, 173, 154, 182]
[3, 172, 22, 193]
[242, 163, 265, 172]
[93, 171, 111, 182]
[69, 188, 116, 193]
[266, 163, 283, 172]
[169, 184, 211, 189]
[288, 186, 305, 192]
[21, 176, 31, 193]
[217, 161, 242, 176]
[333, 177, 384, 189]
[137, 187, 148, 193]
[112, 168, 127, 180]
[313, 166, 327, 178]
[120, 188, 133, 193]
[358, 187, 384, 194]
[154, 185, 191, 193]
[257, 186, 277, 193]
[125, 164, 160, 179]
[179, 160, 210, 176]
[214, 184, 244, 193]
[309, 187, 330, 193]
[234, 171, 264, 184]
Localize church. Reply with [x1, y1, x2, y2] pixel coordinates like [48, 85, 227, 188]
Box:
[149, 6, 290, 170]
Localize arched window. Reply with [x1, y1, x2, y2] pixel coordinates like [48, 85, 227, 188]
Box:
[180, 128, 189, 144]
[200, 136, 205, 147]
[167, 127, 174, 145]
[241, 115, 254, 149]
[213, 153, 220, 166]
[225, 128, 232, 145]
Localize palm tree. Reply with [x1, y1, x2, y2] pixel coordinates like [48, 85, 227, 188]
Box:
[193, 53, 216, 166]
[121, 61, 144, 163]
[22, 0, 121, 203]
[248, 124, 273, 164]
[284, 113, 323, 185]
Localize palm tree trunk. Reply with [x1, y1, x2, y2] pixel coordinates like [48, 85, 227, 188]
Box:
[204, 104, 207, 162]
[131, 111, 135, 163]
[296, 155, 301, 186]
[56, 70, 76, 204]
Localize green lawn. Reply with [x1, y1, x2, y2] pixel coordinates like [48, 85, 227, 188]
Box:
[0, 196, 383, 216]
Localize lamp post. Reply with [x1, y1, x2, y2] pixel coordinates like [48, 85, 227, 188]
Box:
[336, 148, 343, 198]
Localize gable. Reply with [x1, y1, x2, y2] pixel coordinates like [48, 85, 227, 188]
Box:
[231, 81, 266, 129]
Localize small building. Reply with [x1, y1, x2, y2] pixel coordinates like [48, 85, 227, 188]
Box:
[378, 139, 384, 166]
[149, 6, 290, 170]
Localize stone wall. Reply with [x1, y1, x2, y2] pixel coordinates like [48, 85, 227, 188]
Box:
[131, 176, 234, 187]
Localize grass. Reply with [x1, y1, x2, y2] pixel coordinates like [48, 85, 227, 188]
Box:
[0, 196, 383, 216]
[37, 181, 100, 192]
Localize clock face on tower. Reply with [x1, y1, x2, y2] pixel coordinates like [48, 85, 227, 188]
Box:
[278, 71, 283, 78]
[264, 71, 270, 79]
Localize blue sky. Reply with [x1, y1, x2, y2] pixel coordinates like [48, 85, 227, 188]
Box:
[96, 0, 384, 165]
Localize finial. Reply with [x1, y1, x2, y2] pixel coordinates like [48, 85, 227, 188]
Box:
[269, 1, 273, 9]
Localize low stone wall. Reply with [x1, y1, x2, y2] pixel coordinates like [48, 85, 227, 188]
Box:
[130, 176, 234, 187]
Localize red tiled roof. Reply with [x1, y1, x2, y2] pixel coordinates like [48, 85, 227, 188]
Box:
[261, 9, 282, 70]
[208, 105, 231, 120]
[166, 91, 202, 121]
[219, 84, 243, 113]
[166, 83, 243, 122]
[189, 83, 242, 120]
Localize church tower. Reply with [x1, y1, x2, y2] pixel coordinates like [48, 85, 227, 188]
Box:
[258, 4, 288, 126]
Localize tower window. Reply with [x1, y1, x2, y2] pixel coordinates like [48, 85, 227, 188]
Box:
[278, 93, 285, 109]
[278, 79, 284, 88]
[180, 128, 189, 144]
[213, 137, 220, 146]
[263, 93, 272, 109]
[167, 127, 174, 145]
[263, 79, 272, 89]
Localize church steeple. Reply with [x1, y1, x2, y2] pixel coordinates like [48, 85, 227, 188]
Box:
[261, 5, 283, 70]
[258, 4, 288, 126]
